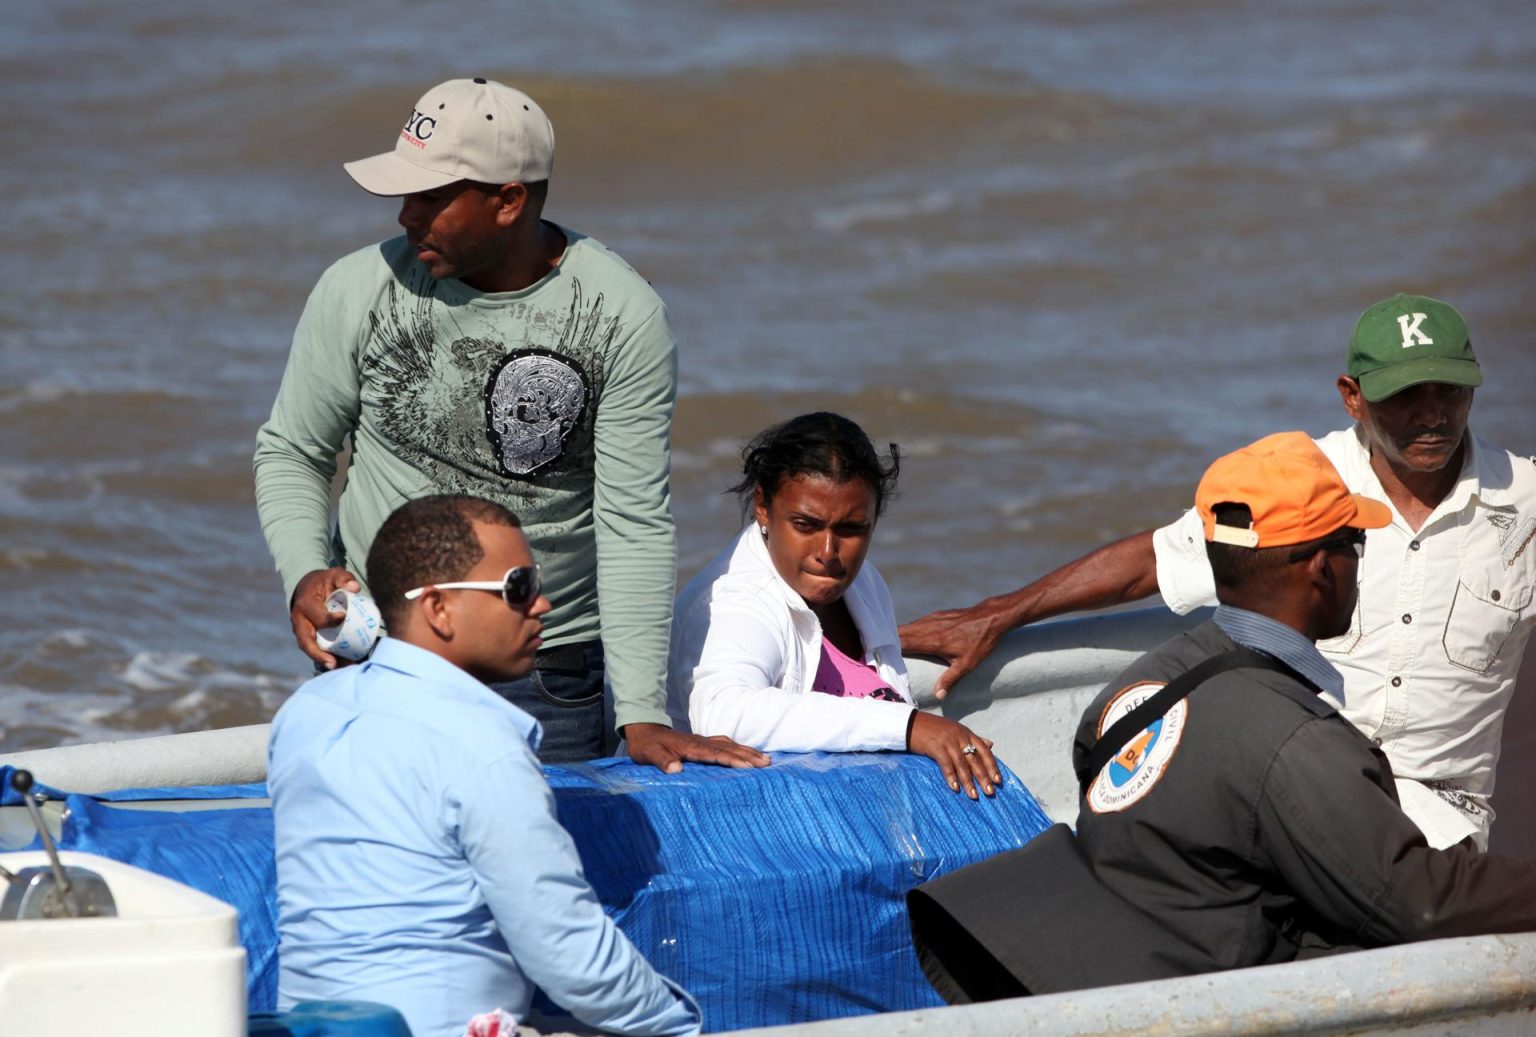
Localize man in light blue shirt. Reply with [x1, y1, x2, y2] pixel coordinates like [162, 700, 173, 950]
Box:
[269, 494, 701, 1037]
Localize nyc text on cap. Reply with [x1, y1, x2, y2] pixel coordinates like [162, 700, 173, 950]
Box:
[1347, 293, 1482, 403]
[1196, 431, 1391, 548]
[344, 78, 555, 197]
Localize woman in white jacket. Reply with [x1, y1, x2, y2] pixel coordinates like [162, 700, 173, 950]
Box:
[668, 413, 1001, 798]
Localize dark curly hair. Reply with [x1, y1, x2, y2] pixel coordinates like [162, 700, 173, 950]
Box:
[728, 412, 901, 520]
[367, 495, 522, 630]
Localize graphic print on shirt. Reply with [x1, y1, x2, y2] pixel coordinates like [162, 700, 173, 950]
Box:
[484, 349, 591, 476]
[1086, 681, 1187, 814]
[1425, 779, 1492, 826]
[1494, 513, 1536, 570]
[363, 272, 615, 499]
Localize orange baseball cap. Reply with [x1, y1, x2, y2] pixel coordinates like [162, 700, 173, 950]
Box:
[1196, 431, 1391, 548]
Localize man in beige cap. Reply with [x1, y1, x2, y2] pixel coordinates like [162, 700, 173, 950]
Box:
[902, 293, 1535, 849]
[255, 78, 768, 774]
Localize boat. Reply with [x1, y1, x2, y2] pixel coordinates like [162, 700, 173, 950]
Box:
[5, 605, 1536, 1036]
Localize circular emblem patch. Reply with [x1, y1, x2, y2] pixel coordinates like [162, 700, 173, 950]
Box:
[1086, 682, 1187, 814]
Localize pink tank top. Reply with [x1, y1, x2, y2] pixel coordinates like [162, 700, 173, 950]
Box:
[811, 638, 904, 703]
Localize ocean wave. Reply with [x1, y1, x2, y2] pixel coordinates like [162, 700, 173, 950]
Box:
[675, 384, 1046, 448]
[0, 381, 193, 415]
[0, 633, 296, 753]
[815, 190, 957, 233]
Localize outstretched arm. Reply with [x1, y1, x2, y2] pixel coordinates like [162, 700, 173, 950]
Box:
[899, 529, 1160, 699]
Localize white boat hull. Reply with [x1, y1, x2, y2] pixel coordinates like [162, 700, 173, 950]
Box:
[0, 851, 246, 1037]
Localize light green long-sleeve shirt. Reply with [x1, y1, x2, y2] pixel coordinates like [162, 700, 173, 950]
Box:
[254, 228, 677, 730]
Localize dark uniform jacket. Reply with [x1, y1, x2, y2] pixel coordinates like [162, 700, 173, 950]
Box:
[910, 619, 1536, 1001]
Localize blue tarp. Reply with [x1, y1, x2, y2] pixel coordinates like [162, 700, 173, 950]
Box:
[9, 754, 1051, 1031]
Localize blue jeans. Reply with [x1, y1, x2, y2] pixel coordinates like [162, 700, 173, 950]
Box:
[489, 641, 608, 764]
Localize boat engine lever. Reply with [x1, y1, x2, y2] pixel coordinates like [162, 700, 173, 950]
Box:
[0, 769, 116, 921]
[11, 770, 71, 897]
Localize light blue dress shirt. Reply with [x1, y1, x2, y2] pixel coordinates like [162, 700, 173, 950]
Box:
[1213, 605, 1345, 701]
[268, 638, 701, 1037]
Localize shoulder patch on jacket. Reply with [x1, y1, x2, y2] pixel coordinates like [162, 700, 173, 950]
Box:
[1086, 681, 1187, 814]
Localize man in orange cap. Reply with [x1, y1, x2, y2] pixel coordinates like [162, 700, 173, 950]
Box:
[902, 293, 1534, 849]
[908, 433, 1536, 1000]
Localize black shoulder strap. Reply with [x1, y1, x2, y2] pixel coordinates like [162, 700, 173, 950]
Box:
[1076, 646, 1315, 793]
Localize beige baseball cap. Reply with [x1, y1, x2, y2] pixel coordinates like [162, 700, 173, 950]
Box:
[344, 78, 555, 197]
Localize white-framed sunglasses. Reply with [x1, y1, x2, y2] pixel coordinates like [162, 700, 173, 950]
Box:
[403, 564, 542, 610]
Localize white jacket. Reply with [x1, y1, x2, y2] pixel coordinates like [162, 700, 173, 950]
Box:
[667, 526, 914, 752]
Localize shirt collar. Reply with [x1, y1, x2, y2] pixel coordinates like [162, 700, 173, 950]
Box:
[1213, 605, 1345, 701]
[362, 638, 542, 750]
[1461, 432, 1523, 510]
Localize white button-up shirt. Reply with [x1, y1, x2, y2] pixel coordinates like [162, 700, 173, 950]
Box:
[1153, 428, 1536, 849]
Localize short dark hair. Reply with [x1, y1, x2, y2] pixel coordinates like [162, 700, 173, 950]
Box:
[1205, 503, 1292, 593]
[367, 495, 522, 630]
[727, 412, 901, 520]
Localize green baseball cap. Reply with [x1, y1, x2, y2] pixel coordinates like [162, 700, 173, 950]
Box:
[1347, 293, 1482, 402]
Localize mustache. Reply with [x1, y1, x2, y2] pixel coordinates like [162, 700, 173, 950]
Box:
[1408, 425, 1454, 439]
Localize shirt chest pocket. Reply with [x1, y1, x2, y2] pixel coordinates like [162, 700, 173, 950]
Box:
[1443, 565, 1533, 673]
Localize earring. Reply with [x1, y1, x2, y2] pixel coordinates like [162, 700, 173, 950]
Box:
[759, 524, 768, 538]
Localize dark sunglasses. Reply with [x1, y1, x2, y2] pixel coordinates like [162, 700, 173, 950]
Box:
[403, 564, 543, 610]
[1288, 528, 1366, 563]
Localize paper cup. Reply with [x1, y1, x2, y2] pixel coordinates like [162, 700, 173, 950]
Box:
[315, 589, 382, 661]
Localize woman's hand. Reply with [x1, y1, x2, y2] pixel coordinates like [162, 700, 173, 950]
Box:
[907, 712, 1001, 799]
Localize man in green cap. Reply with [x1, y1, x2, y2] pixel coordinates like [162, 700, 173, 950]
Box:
[901, 293, 1535, 850]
